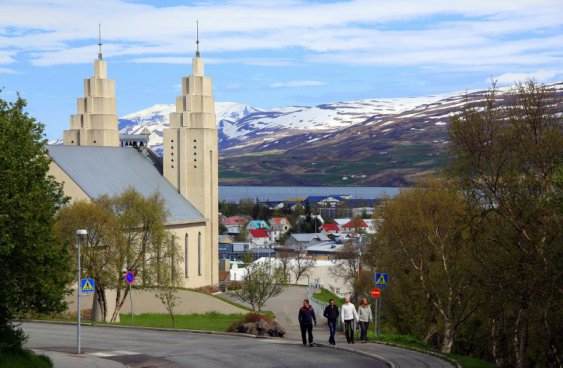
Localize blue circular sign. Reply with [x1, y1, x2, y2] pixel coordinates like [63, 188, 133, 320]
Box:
[125, 271, 135, 284]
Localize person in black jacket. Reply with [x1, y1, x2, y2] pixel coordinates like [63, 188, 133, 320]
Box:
[298, 299, 316, 346]
[323, 298, 340, 345]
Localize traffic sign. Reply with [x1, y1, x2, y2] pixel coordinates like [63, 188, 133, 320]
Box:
[371, 287, 381, 298]
[80, 278, 95, 294]
[125, 271, 135, 285]
[375, 273, 389, 287]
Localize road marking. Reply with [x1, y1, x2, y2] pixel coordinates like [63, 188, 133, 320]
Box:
[90, 350, 141, 357]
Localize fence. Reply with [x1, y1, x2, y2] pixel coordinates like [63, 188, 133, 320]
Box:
[307, 282, 347, 333]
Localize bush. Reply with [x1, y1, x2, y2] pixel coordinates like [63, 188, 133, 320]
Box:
[227, 312, 273, 332]
[227, 281, 242, 291]
[192, 285, 220, 294]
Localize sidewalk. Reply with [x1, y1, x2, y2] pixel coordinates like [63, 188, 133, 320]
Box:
[33, 349, 127, 368]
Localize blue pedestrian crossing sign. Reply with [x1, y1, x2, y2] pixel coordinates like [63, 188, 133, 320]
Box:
[375, 273, 389, 287]
[80, 278, 95, 294]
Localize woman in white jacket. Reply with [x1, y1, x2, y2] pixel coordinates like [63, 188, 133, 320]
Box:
[340, 296, 359, 343]
[357, 297, 372, 343]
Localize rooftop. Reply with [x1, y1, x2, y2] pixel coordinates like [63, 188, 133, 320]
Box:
[48, 145, 204, 224]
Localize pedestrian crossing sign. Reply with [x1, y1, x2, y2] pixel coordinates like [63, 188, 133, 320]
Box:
[80, 278, 95, 294]
[375, 273, 388, 287]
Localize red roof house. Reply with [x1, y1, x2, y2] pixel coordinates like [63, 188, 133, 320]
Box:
[321, 223, 340, 233]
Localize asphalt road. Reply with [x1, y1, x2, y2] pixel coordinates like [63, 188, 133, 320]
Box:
[23, 322, 388, 368]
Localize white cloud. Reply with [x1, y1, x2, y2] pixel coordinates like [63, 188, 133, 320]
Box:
[492, 70, 562, 84]
[269, 80, 327, 88]
[0, 0, 561, 70]
[0, 67, 19, 74]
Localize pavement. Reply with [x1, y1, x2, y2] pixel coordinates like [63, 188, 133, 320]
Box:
[24, 322, 386, 368]
[226, 285, 455, 368]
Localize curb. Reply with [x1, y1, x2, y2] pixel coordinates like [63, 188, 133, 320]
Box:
[23, 319, 270, 340]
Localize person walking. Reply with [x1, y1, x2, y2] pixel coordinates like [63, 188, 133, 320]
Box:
[298, 299, 317, 347]
[357, 297, 372, 343]
[323, 298, 339, 345]
[341, 296, 358, 343]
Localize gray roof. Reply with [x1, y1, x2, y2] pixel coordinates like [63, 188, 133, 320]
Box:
[48, 145, 204, 224]
[290, 233, 330, 242]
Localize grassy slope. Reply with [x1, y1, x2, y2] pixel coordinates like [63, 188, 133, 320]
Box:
[0, 349, 52, 368]
[117, 312, 246, 331]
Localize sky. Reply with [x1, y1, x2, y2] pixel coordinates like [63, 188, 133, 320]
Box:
[0, 0, 562, 140]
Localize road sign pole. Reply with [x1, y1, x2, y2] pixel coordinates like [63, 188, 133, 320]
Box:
[377, 297, 382, 339]
[130, 283, 133, 325]
[76, 233, 81, 354]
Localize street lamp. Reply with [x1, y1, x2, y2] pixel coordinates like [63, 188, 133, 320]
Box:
[76, 229, 87, 354]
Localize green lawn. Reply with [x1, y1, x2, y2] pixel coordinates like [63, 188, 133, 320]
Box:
[117, 312, 247, 331]
[312, 288, 343, 306]
[0, 348, 52, 368]
[447, 354, 497, 368]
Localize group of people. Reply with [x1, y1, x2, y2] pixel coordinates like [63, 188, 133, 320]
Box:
[298, 296, 373, 347]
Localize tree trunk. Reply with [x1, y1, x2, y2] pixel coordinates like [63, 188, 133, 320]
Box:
[110, 287, 129, 322]
[92, 286, 107, 322]
[441, 318, 455, 353]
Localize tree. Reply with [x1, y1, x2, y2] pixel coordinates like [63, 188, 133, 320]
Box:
[234, 259, 285, 312]
[55, 189, 181, 322]
[276, 250, 294, 284]
[154, 234, 182, 327]
[0, 94, 70, 349]
[372, 179, 481, 353]
[329, 242, 361, 292]
[292, 252, 315, 283]
[448, 81, 563, 366]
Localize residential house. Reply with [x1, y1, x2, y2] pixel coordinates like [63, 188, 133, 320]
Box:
[221, 216, 250, 237]
[248, 228, 271, 247]
[342, 218, 370, 234]
[319, 223, 340, 235]
[269, 217, 291, 241]
[247, 220, 270, 230]
[285, 233, 331, 251]
[333, 218, 351, 232]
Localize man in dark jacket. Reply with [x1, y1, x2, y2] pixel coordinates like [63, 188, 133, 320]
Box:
[298, 299, 316, 346]
[323, 298, 340, 345]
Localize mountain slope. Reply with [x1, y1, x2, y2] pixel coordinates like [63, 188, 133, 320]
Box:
[117, 83, 563, 186]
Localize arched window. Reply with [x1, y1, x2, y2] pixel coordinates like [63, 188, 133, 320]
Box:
[198, 232, 202, 276]
[184, 234, 188, 278]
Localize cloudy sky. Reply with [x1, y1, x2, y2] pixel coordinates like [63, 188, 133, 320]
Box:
[1, 0, 562, 140]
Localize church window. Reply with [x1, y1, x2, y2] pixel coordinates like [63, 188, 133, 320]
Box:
[194, 159, 197, 162]
[93, 140, 97, 143]
[198, 232, 202, 276]
[194, 165, 197, 168]
[171, 139, 174, 143]
[171, 146, 174, 149]
[184, 234, 189, 278]
[171, 152, 174, 156]
[194, 139, 197, 142]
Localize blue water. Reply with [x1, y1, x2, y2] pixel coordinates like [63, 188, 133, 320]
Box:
[218, 186, 400, 202]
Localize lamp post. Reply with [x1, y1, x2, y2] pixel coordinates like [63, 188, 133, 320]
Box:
[76, 229, 87, 354]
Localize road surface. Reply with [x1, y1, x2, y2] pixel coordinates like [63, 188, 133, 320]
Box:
[23, 322, 388, 368]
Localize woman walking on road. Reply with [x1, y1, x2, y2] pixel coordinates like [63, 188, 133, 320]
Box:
[298, 299, 317, 347]
[323, 298, 339, 345]
[357, 298, 372, 343]
[341, 297, 358, 343]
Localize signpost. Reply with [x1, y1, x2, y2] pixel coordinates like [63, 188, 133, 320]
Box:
[80, 278, 95, 295]
[125, 271, 135, 324]
[373, 273, 390, 339]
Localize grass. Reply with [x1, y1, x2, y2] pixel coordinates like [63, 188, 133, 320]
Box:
[447, 354, 497, 368]
[313, 288, 343, 307]
[0, 348, 53, 368]
[117, 312, 247, 331]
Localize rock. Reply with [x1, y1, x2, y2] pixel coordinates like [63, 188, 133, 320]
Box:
[235, 319, 286, 338]
[257, 319, 267, 336]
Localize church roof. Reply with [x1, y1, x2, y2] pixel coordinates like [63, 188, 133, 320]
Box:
[48, 145, 204, 224]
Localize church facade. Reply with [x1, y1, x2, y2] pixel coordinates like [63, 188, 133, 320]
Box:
[49, 46, 219, 287]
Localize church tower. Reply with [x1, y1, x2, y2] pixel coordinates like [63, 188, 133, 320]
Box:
[63, 25, 119, 147]
[163, 24, 219, 284]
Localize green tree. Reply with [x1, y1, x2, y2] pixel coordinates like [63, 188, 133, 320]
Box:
[372, 179, 480, 353]
[234, 259, 285, 312]
[448, 81, 563, 367]
[55, 189, 181, 323]
[0, 94, 70, 350]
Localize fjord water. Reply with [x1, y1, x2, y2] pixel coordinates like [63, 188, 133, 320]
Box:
[218, 186, 400, 202]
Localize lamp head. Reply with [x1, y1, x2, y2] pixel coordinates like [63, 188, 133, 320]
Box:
[76, 229, 88, 236]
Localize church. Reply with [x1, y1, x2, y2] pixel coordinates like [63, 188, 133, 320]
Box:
[47, 35, 219, 288]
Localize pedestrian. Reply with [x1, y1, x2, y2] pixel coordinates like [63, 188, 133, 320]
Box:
[357, 297, 372, 343]
[298, 299, 317, 347]
[340, 296, 358, 343]
[323, 298, 340, 345]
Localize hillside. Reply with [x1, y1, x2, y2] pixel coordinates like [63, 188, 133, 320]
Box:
[117, 83, 563, 186]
